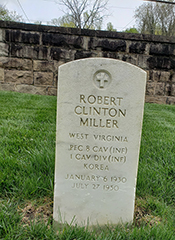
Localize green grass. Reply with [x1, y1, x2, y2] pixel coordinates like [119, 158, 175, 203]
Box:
[0, 91, 175, 239]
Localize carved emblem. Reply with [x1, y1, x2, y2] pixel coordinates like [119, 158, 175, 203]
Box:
[93, 70, 111, 89]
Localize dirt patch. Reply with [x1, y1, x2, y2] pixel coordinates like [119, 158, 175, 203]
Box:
[20, 197, 53, 225]
[134, 198, 162, 227]
[19, 197, 161, 227]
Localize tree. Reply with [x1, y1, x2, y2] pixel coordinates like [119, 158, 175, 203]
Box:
[106, 22, 116, 31]
[135, 0, 175, 36]
[48, 14, 76, 28]
[54, 0, 108, 29]
[124, 27, 139, 34]
[0, 5, 23, 22]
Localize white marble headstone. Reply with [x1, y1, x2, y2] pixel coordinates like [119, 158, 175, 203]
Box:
[53, 58, 146, 226]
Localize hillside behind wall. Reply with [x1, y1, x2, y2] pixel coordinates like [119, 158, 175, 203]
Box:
[0, 20, 175, 104]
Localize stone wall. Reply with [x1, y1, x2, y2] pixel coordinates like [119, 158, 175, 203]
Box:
[1, 20, 175, 104]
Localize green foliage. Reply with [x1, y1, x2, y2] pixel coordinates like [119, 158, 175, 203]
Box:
[106, 22, 116, 31]
[48, 14, 76, 28]
[0, 91, 175, 239]
[0, 5, 23, 22]
[125, 27, 139, 33]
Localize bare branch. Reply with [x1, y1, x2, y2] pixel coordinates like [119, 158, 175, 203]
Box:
[55, 0, 108, 29]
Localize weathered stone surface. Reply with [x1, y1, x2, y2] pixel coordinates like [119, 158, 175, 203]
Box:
[15, 84, 46, 95]
[102, 51, 117, 59]
[171, 73, 175, 83]
[53, 58, 146, 226]
[5, 70, 33, 84]
[10, 44, 48, 60]
[146, 81, 155, 96]
[147, 56, 175, 70]
[164, 83, 172, 96]
[33, 60, 55, 72]
[145, 96, 166, 104]
[0, 21, 175, 104]
[129, 42, 147, 54]
[0, 29, 3, 42]
[119, 54, 137, 66]
[0, 83, 15, 91]
[155, 82, 165, 95]
[34, 72, 53, 86]
[149, 70, 171, 82]
[50, 48, 62, 61]
[21, 31, 40, 44]
[50, 48, 75, 61]
[0, 57, 32, 70]
[0, 43, 8, 57]
[5, 29, 40, 44]
[47, 87, 57, 96]
[137, 55, 150, 69]
[169, 84, 175, 96]
[146, 95, 175, 105]
[42, 33, 84, 49]
[150, 43, 174, 56]
[91, 38, 126, 51]
[74, 50, 93, 60]
[165, 96, 175, 104]
[10, 43, 22, 57]
[0, 67, 4, 82]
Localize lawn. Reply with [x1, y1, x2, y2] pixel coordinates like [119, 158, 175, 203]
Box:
[0, 91, 174, 239]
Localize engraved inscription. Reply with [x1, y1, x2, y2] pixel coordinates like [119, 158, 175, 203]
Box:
[74, 95, 126, 129]
[65, 173, 127, 191]
[64, 93, 129, 191]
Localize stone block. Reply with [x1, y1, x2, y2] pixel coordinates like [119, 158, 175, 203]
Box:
[147, 56, 174, 70]
[129, 42, 147, 54]
[171, 73, 175, 83]
[0, 43, 9, 57]
[74, 50, 93, 60]
[15, 84, 46, 95]
[164, 82, 172, 96]
[42, 33, 84, 49]
[21, 31, 40, 44]
[5, 29, 40, 44]
[0, 68, 4, 82]
[33, 60, 55, 72]
[91, 38, 126, 52]
[47, 87, 57, 96]
[165, 96, 175, 104]
[155, 82, 165, 96]
[150, 43, 174, 56]
[149, 70, 171, 82]
[10, 43, 23, 57]
[146, 81, 155, 96]
[10, 44, 48, 60]
[5, 70, 33, 84]
[34, 72, 53, 86]
[118, 54, 137, 66]
[0, 29, 3, 42]
[102, 51, 117, 59]
[145, 96, 166, 104]
[0, 57, 32, 70]
[137, 55, 150, 70]
[0, 83, 15, 91]
[5, 29, 21, 42]
[170, 84, 175, 97]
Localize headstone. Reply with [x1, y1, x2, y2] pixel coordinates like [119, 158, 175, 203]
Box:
[53, 58, 147, 226]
